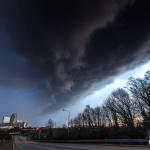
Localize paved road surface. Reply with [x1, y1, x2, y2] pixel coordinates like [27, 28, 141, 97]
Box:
[15, 136, 149, 150]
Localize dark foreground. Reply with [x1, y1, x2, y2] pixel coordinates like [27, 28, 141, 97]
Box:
[0, 141, 12, 150]
[14, 136, 149, 150]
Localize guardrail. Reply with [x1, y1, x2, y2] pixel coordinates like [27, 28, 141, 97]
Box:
[33, 139, 149, 145]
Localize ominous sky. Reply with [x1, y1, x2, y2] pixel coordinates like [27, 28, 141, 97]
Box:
[0, 0, 150, 125]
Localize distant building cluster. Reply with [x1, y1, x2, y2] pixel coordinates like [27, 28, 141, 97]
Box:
[0, 113, 28, 129]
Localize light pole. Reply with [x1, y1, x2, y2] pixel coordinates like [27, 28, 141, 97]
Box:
[62, 108, 70, 137]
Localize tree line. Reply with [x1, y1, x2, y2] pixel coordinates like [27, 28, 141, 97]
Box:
[69, 71, 150, 129]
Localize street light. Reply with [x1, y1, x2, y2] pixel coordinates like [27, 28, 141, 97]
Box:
[62, 108, 70, 137]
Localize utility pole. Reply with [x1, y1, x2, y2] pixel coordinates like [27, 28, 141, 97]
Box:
[62, 108, 70, 137]
[148, 130, 150, 146]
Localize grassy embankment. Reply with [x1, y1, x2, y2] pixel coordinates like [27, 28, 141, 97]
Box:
[0, 130, 13, 150]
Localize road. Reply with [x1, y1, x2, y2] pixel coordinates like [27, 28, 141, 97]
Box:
[14, 136, 149, 150]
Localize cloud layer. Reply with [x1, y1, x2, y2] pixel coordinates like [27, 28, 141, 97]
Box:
[0, 0, 150, 114]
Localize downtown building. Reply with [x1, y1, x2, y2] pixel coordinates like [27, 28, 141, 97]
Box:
[0, 113, 28, 129]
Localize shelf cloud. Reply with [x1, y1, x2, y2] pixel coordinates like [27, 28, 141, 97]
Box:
[0, 0, 150, 114]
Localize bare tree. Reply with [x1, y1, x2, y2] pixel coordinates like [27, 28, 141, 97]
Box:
[94, 106, 102, 126]
[102, 105, 113, 127]
[73, 113, 84, 127]
[127, 71, 150, 124]
[105, 97, 119, 127]
[82, 105, 93, 127]
[108, 88, 136, 128]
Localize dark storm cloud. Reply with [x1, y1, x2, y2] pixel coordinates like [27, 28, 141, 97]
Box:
[0, 0, 150, 113]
